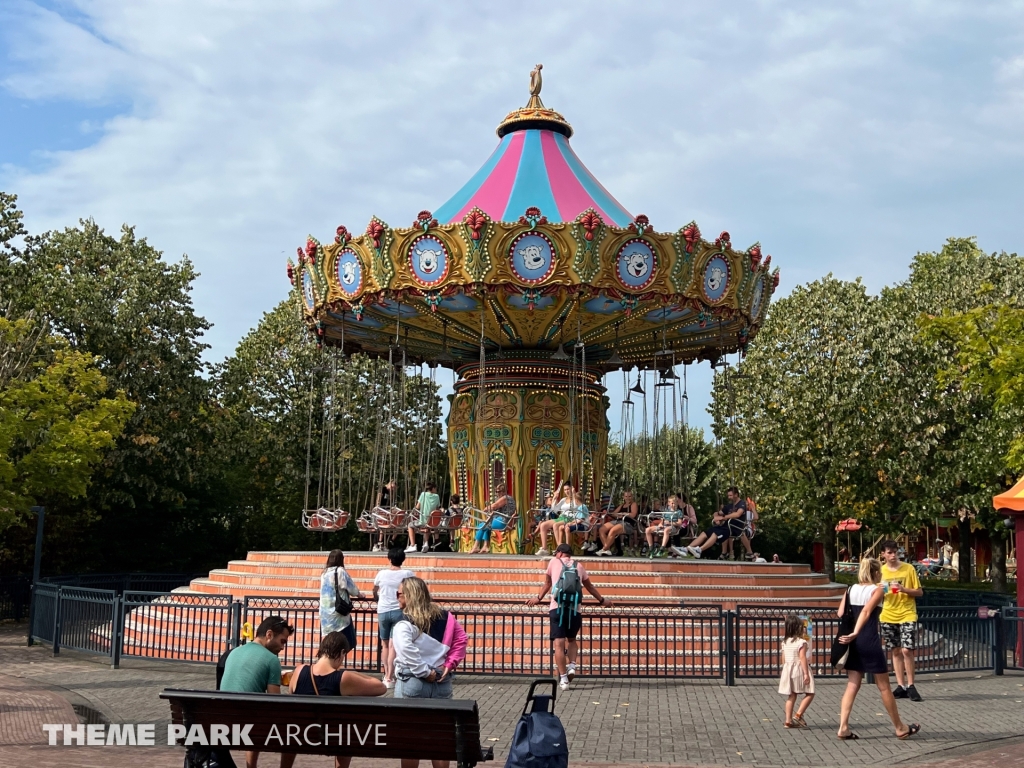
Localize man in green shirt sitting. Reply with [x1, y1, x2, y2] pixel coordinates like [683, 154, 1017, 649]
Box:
[220, 616, 294, 768]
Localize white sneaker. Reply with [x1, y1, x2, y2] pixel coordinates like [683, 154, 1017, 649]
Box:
[559, 676, 569, 691]
[384, 679, 395, 689]
[421, 542, 430, 552]
[537, 548, 550, 556]
[670, 545, 690, 557]
[596, 549, 610, 556]
[688, 546, 702, 559]
[371, 544, 382, 552]
[566, 663, 576, 682]
[404, 545, 417, 553]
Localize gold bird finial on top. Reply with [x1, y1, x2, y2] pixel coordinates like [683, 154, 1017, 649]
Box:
[527, 64, 544, 109]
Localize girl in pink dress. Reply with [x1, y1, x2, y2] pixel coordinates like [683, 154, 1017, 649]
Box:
[778, 614, 815, 728]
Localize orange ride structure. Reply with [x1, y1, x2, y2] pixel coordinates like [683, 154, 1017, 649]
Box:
[289, 69, 780, 555]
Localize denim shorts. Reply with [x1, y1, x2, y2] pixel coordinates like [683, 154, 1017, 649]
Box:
[395, 669, 454, 699]
[377, 609, 405, 641]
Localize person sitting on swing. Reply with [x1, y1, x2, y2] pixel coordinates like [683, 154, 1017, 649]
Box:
[644, 494, 694, 558]
[541, 483, 585, 553]
[560, 487, 592, 550]
[595, 490, 640, 556]
[469, 481, 516, 554]
[406, 482, 440, 554]
[676, 487, 748, 559]
[372, 479, 399, 552]
[719, 491, 757, 562]
[535, 481, 568, 556]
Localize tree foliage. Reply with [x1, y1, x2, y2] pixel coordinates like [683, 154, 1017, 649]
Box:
[714, 239, 1024, 583]
[0, 317, 134, 534]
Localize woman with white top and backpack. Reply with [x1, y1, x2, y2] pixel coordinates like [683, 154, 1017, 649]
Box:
[319, 550, 363, 651]
[392, 576, 469, 768]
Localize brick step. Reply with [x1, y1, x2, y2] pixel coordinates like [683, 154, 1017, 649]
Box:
[203, 570, 837, 595]
[245, 551, 814, 576]
[223, 561, 831, 587]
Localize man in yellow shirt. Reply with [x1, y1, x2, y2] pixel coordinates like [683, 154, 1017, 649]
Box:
[880, 540, 924, 701]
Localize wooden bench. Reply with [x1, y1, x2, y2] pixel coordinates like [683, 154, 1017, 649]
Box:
[160, 689, 494, 768]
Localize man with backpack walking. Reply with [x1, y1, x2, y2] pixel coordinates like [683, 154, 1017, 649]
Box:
[527, 543, 611, 690]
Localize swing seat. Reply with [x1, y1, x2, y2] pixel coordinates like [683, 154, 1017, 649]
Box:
[373, 506, 406, 530]
[302, 508, 349, 532]
[440, 512, 464, 532]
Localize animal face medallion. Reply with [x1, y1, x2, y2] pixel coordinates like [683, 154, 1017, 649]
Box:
[335, 248, 363, 297]
[408, 235, 449, 286]
[616, 239, 657, 290]
[509, 233, 555, 284]
[702, 255, 730, 302]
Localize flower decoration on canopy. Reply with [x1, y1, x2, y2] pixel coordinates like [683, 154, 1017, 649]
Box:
[465, 210, 487, 241]
[304, 238, 318, 266]
[296, 246, 304, 265]
[286, 262, 295, 285]
[519, 206, 548, 229]
[748, 243, 762, 271]
[335, 226, 351, 246]
[367, 220, 386, 250]
[629, 214, 651, 236]
[415, 210, 439, 231]
[773, 271, 781, 289]
[579, 211, 602, 242]
[715, 231, 731, 250]
[681, 222, 701, 253]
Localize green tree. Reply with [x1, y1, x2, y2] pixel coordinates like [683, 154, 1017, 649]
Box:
[2, 193, 220, 573]
[711, 277, 939, 579]
[0, 317, 134, 536]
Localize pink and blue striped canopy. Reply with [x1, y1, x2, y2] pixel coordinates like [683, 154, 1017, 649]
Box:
[434, 129, 633, 227]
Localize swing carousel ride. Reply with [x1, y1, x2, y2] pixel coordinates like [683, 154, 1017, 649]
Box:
[290, 67, 779, 554]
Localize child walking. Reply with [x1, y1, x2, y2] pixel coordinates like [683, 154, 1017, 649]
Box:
[778, 614, 815, 728]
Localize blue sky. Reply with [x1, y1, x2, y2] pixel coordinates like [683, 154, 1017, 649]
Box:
[2, 0, 1023, 435]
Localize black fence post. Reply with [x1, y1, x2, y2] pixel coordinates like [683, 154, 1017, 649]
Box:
[229, 601, 242, 650]
[994, 610, 1005, 676]
[724, 610, 736, 686]
[26, 582, 36, 647]
[111, 594, 124, 670]
[52, 587, 63, 657]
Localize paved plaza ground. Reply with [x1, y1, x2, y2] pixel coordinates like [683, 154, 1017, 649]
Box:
[1, 625, 1021, 768]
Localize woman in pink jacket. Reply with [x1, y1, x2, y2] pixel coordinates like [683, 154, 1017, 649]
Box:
[393, 577, 469, 768]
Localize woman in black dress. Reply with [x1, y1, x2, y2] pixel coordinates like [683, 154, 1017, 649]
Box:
[289, 632, 388, 767]
[836, 558, 920, 740]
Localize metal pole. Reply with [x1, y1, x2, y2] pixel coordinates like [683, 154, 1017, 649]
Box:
[26, 506, 45, 647]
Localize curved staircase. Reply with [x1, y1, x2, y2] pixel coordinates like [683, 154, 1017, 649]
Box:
[186, 551, 846, 607]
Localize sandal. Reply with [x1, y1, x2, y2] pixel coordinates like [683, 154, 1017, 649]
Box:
[784, 722, 794, 728]
[793, 714, 807, 727]
[785, 721, 805, 729]
[897, 724, 920, 740]
[837, 732, 859, 740]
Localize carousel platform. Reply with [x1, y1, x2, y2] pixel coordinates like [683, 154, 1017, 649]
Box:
[185, 550, 846, 608]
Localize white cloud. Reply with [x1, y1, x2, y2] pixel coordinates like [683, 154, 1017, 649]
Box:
[2, 0, 1024, 431]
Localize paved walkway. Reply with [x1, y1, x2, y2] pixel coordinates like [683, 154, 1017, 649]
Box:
[1, 625, 1021, 767]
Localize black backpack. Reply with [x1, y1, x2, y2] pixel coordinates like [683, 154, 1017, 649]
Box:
[551, 560, 582, 629]
[505, 680, 569, 768]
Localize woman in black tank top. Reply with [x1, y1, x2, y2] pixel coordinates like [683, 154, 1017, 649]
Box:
[288, 632, 387, 702]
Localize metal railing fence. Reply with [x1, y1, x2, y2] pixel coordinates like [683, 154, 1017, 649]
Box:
[241, 597, 725, 678]
[119, 592, 235, 666]
[0, 575, 31, 621]
[52, 586, 118, 658]
[731, 605, 1006, 679]
[22, 586, 1019, 680]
